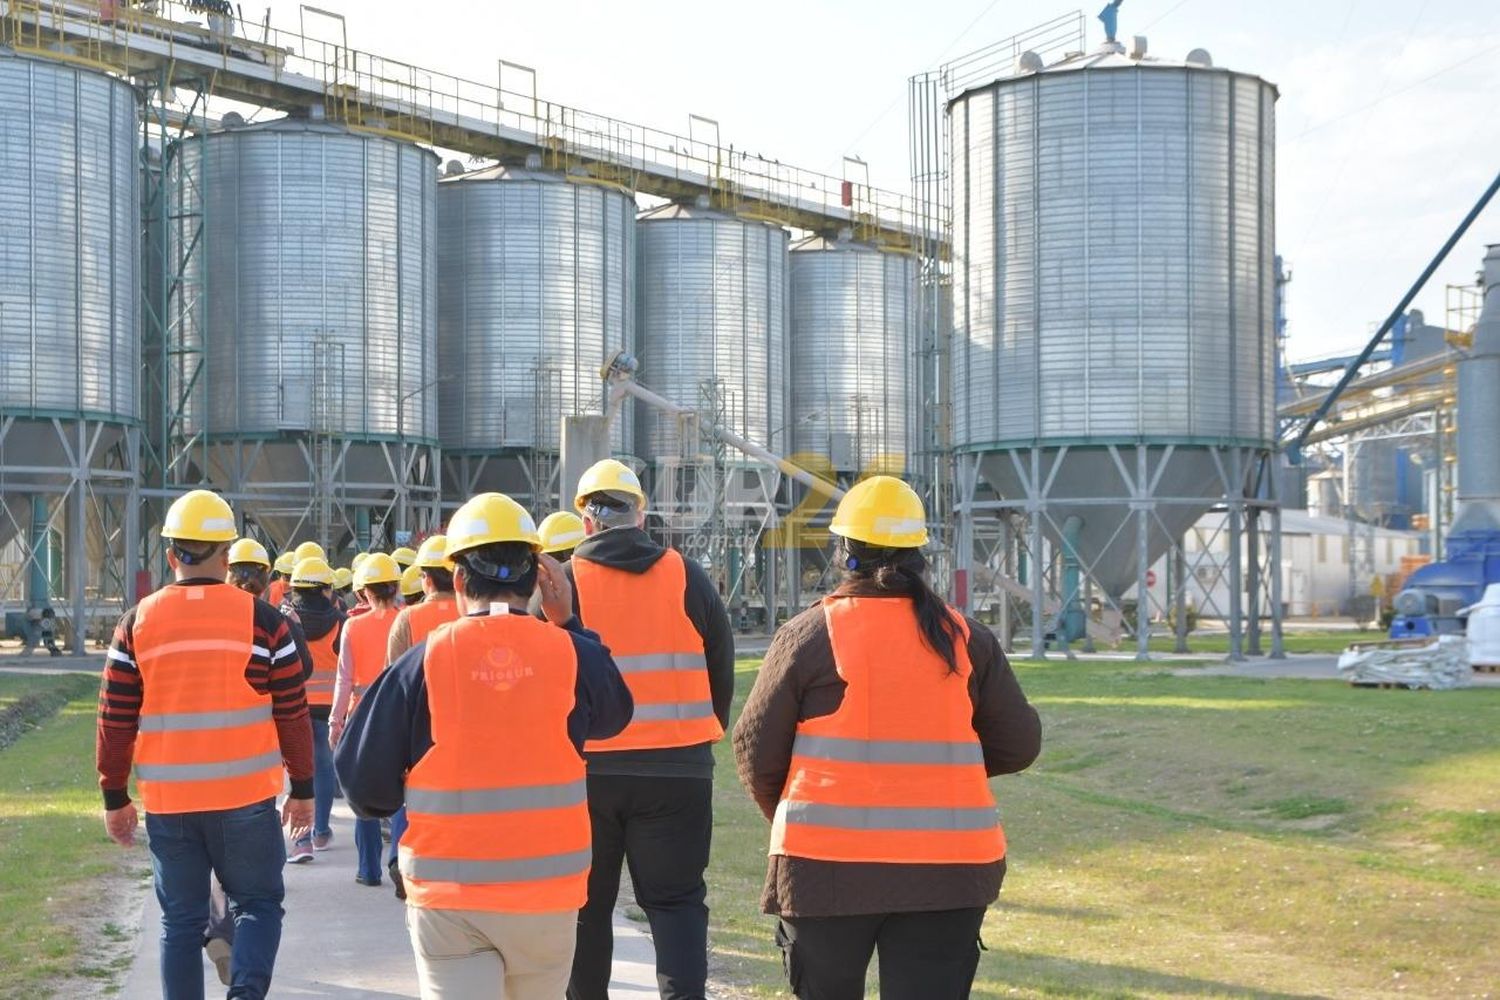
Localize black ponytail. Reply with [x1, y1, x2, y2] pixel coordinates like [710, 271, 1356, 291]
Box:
[840, 539, 962, 674]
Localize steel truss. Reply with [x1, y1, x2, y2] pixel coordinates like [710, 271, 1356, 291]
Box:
[954, 444, 1284, 661]
[0, 417, 140, 651]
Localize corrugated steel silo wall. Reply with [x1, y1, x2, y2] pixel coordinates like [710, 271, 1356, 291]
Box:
[0, 54, 139, 422]
[951, 66, 1276, 449]
[175, 122, 437, 441]
[636, 211, 788, 462]
[788, 242, 916, 472]
[436, 174, 635, 454]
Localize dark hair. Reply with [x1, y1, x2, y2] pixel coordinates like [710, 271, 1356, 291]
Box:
[228, 564, 268, 593]
[454, 542, 537, 602]
[172, 539, 225, 566]
[364, 581, 399, 605]
[839, 539, 961, 674]
[421, 567, 455, 593]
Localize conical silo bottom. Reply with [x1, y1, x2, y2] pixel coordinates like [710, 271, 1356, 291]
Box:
[974, 446, 1248, 600]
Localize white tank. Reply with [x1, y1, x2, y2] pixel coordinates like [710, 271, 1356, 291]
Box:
[1464, 584, 1500, 668]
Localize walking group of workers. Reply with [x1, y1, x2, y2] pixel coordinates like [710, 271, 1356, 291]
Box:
[95, 458, 1041, 1000]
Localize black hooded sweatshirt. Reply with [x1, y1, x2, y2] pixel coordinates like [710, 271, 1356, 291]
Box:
[565, 526, 735, 779]
[284, 589, 346, 722]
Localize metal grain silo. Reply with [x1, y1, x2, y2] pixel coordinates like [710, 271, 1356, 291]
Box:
[169, 116, 437, 548]
[788, 236, 916, 475]
[436, 163, 635, 503]
[0, 50, 140, 626]
[949, 41, 1278, 650]
[635, 204, 788, 464]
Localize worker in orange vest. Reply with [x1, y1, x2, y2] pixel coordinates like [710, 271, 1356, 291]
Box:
[96, 491, 315, 1000]
[381, 534, 464, 899]
[334, 492, 632, 999]
[564, 459, 735, 1000]
[283, 555, 346, 863]
[266, 551, 294, 608]
[732, 476, 1042, 999]
[329, 551, 404, 887]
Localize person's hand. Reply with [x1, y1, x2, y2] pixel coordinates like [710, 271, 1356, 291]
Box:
[105, 803, 138, 847]
[282, 796, 313, 841]
[536, 553, 574, 624]
[329, 722, 343, 749]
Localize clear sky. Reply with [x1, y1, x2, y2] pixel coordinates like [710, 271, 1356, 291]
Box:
[272, 0, 1500, 362]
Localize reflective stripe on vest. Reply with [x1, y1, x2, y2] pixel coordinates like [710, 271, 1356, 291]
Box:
[400, 613, 590, 913]
[779, 801, 1000, 832]
[135, 750, 283, 782]
[769, 596, 1005, 866]
[400, 848, 591, 885]
[574, 549, 721, 752]
[791, 733, 984, 766]
[406, 779, 586, 815]
[138, 704, 273, 733]
[132, 584, 282, 815]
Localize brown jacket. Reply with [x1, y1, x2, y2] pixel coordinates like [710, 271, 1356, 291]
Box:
[732, 579, 1041, 918]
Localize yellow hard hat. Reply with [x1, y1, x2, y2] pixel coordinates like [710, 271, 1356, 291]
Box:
[333, 567, 353, 590]
[227, 538, 271, 567]
[828, 475, 928, 549]
[273, 552, 296, 575]
[573, 459, 646, 512]
[354, 552, 401, 589]
[400, 563, 424, 597]
[162, 490, 237, 543]
[293, 541, 325, 563]
[446, 493, 541, 557]
[351, 552, 370, 571]
[414, 534, 454, 571]
[390, 546, 418, 568]
[537, 512, 586, 554]
[291, 556, 334, 587]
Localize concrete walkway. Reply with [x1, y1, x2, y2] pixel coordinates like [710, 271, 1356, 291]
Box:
[119, 801, 659, 998]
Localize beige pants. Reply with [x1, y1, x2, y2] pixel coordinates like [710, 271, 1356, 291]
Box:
[405, 906, 577, 1000]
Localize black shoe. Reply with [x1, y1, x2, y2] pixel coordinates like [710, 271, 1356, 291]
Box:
[355, 874, 382, 887]
[388, 859, 406, 900]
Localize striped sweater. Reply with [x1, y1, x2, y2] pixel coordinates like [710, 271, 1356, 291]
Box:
[96, 579, 316, 810]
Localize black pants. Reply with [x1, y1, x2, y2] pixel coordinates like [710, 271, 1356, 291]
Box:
[568, 774, 712, 1000]
[775, 907, 986, 1000]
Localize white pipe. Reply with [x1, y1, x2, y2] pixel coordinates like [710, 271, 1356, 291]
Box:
[609, 381, 845, 502]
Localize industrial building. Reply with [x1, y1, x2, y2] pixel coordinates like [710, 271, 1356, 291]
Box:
[0, 2, 1493, 657]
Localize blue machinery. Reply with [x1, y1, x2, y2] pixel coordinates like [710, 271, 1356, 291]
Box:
[1290, 171, 1500, 639]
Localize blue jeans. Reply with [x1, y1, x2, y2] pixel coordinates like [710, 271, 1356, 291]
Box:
[385, 806, 407, 869]
[353, 817, 384, 882]
[147, 797, 285, 1000]
[310, 717, 336, 838]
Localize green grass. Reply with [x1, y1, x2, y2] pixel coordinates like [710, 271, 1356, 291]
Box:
[1143, 629, 1388, 655]
[0, 672, 125, 998]
[707, 657, 1500, 997]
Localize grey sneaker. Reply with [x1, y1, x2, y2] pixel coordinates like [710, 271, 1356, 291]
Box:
[312, 831, 333, 852]
[287, 838, 314, 864]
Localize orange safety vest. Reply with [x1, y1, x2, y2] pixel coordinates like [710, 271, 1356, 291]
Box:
[399, 613, 590, 913]
[406, 595, 460, 646]
[133, 584, 283, 815]
[266, 578, 288, 609]
[573, 549, 721, 752]
[303, 624, 340, 707]
[342, 606, 399, 710]
[769, 597, 1005, 865]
